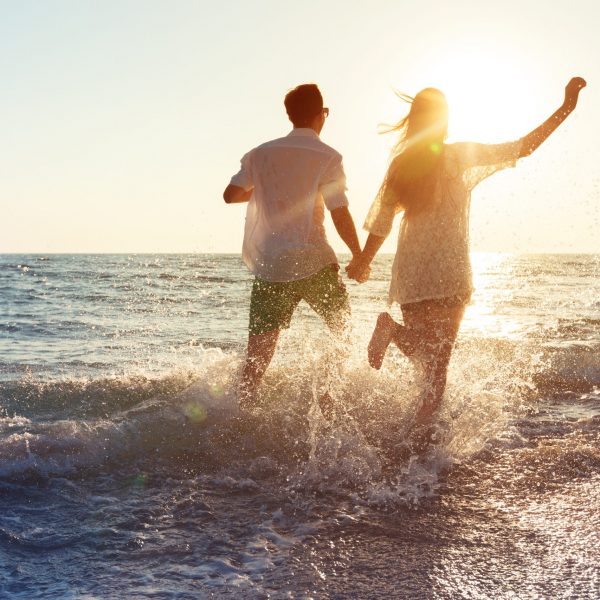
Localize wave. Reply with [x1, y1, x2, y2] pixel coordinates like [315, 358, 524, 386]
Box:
[0, 338, 598, 506]
[532, 343, 600, 393]
[0, 371, 198, 419]
[455, 337, 600, 395]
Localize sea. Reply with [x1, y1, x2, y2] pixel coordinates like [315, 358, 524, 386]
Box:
[0, 253, 599, 599]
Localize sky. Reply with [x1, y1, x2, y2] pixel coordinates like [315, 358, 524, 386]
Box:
[1, 0, 599, 254]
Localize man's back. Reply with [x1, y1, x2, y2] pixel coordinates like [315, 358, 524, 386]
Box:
[231, 128, 348, 282]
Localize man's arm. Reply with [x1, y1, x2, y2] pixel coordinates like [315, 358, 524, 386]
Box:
[330, 206, 361, 258]
[223, 184, 253, 204]
[346, 232, 385, 281]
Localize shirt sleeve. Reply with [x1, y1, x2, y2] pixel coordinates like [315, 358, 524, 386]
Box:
[229, 151, 254, 191]
[363, 198, 395, 237]
[363, 163, 399, 238]
[453, 141, 522, 191]
[319, 153, 349, 211]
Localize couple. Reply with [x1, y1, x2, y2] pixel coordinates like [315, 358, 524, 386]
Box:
[224, 78, 586, 424]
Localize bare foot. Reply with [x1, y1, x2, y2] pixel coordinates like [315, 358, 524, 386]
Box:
[368, 312, 395, 370]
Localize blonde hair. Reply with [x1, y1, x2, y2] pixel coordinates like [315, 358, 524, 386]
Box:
[378, 88, 449, 216]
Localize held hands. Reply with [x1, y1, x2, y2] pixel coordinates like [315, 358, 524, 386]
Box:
[345, 253, 371, 283]
[564, 77, 586, 109]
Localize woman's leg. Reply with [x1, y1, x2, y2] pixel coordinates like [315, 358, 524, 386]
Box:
[368, 312, 424, 369]
[402, 301, 466, 423]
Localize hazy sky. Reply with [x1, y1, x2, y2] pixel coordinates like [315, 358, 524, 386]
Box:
[1, 0, 599, 253]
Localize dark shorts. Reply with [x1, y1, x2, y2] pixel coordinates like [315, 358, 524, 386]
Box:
[248, 264, 350, 336]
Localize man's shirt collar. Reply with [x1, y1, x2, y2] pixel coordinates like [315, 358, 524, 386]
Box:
[287, 128, 320, 139]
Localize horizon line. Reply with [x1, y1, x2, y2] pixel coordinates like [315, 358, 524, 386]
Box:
[1, 251, 598, 256]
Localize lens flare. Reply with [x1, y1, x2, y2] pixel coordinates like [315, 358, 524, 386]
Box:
[209, 383, 224, 399]
[131, 473, 147, 489]
[184, 401, 207, 423]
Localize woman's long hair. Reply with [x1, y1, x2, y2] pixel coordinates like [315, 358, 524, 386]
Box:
[378, 87, 449, 217]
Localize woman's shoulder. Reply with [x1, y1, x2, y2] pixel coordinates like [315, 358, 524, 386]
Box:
[443, 142, 470, 157]
[442, 143, 467, 170]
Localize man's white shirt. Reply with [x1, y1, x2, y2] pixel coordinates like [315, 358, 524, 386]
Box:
[229, 128, 349, 282]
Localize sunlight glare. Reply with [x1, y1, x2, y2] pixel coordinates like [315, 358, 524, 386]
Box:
[429, 49, 538, 143]
[381, 47, 540, 146]
[463, 252, 523, 339]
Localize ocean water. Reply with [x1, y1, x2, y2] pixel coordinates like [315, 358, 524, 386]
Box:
[0, 253, 599, 599]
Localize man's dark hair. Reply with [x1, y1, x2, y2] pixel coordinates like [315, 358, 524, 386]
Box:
[284, 84, 323, 127]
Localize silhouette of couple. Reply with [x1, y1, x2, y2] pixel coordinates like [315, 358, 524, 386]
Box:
[224, 78, 586, 424]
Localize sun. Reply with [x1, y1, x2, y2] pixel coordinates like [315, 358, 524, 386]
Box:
[433, 49, 541, 143]
[385, 46, 542, 146]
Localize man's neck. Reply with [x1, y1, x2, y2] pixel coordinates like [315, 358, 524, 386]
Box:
[293, 126, 320, 136]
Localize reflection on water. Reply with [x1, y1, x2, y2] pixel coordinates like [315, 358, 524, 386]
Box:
[0, 253, 599, 598]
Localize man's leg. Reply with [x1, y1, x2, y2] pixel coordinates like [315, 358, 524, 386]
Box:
[303, 265, 351, 334]
[239, 329, 280, 409]
[302, 265, 351, 418]
[241, 277, 299, 410]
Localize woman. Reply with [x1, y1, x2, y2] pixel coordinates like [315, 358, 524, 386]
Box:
[347, 77, 586, 425]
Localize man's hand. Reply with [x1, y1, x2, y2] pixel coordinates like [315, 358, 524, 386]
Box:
[223, 184, 253, 204]
[345, 254, 371, 283]
[564, 77, 586, 110]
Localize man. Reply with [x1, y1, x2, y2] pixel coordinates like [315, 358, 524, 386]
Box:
[223, 83, 364, 412]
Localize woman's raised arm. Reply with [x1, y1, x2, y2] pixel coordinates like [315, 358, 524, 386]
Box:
[519, 77, 586, 158]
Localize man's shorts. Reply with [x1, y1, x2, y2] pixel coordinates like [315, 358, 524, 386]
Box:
[249, 264, 350, 336]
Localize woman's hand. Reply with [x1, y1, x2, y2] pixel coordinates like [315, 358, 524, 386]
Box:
[519, 77, 588, 158]
[346, 254, 371, 283]
[564, 77, 586, 110]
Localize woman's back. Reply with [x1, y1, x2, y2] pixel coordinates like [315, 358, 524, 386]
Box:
[366, 142, 522, 304]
